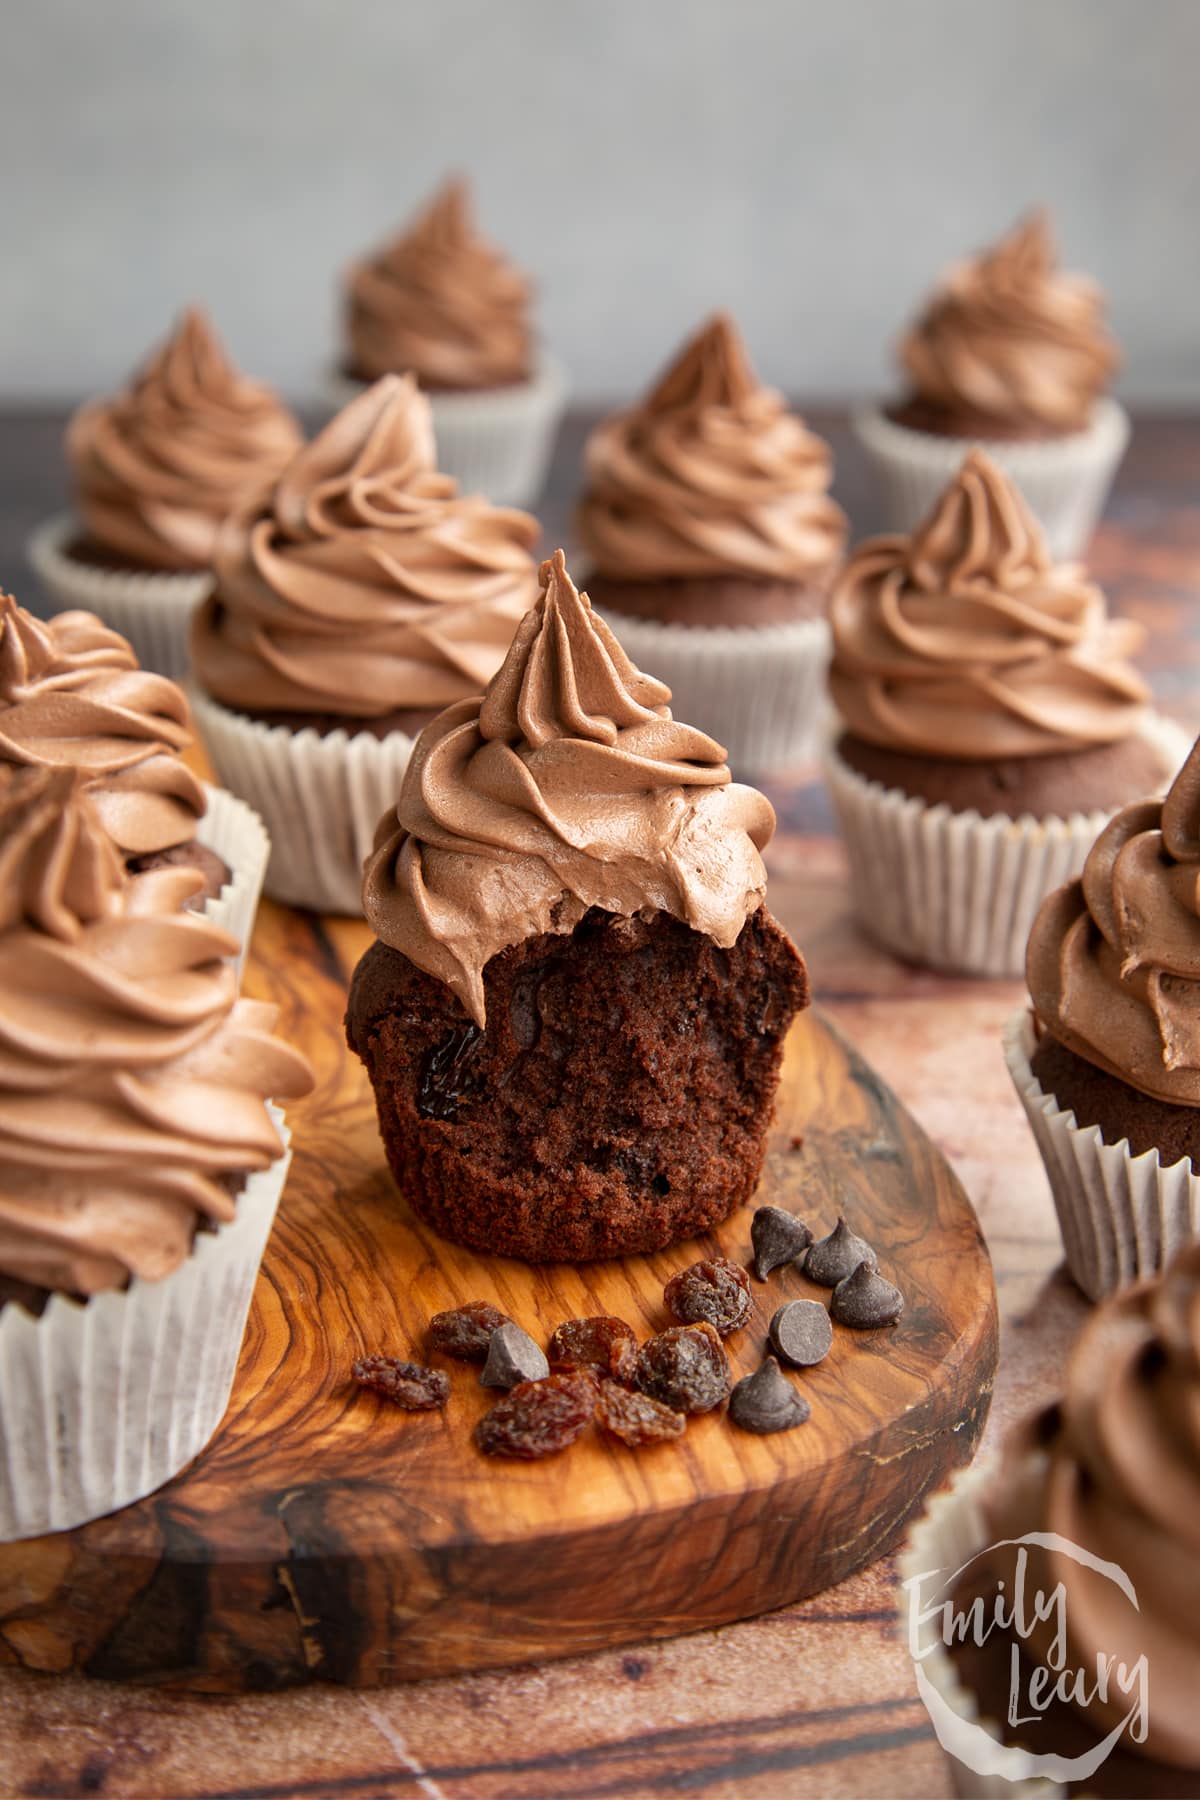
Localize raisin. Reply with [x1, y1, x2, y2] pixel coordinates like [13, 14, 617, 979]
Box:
[418, 1023, 485, 1120]
[428, 1300, 511, 1361]
[634, 1322, 730, 1414]
[473, 1371, 598, 1460]
[351, 1356, 449, 1411]
[662, 1258, 752, 1336]
[547, 1315, 639, 1383]
[596, 1379, 685, 1447]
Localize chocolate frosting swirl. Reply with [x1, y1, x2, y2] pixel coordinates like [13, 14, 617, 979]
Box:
[577, 314, 846, 583]
[67, 308, 302, 571]
[191, 376, 540, 718]
[344, 177, 534, 389]
[899, 210, 1120, 431]
[0, 768, 313, 1295]
[983, 1243, 1200, 1767]
[828, 450, 1149, 759]
[0, 593, 205, 856]
[363, 550, 776, 1024]
[1027, 737, 1200, 1103]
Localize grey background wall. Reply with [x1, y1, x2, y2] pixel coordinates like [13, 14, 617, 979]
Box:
[2, 0, 1197, 408]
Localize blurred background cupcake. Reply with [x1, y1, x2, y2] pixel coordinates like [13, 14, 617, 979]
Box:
[27, 308, 302, 682]
[332, 175, 567, 506]
[0, 767, 312, 1540]
[190, 372, 540, 913]
[825, 449, 1184, 977]
[1008, 734, 1200, 1300]
[902, 1242, 1200, 1796]
[0, 591, 268, 967]
[854, 210, 1129, 558]
[578, 313, 847, 773]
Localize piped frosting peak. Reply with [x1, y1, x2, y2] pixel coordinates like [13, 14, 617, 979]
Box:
[362, 551, 775, 1023]
[578, 314, 846, 583]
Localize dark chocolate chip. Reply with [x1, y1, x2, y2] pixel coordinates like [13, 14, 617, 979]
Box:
[480, 1321, 550, 1388]
[831, 1261, 904, 1329]
[750, 1206, 813, 1282]
[804, 1216, 878, 1287]
[728, 1356, 811, 1434]
[768, 1298, 833, 1368]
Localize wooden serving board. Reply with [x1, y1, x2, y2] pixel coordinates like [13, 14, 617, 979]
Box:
[0, 901, 998, 1694]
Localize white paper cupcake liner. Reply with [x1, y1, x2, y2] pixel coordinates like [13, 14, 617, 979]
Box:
[596, 608, 831, 774]
[899, 1463, 1066, 1799]
[195, 781, 270, 973]
[190, 688, 417, 914]
[1003, 1008, 1200, 1302]
[824, 717, 1189, 979]
[27, 514, 213, 684]
[325, 351, 568, 507]
[0, 1113, 291, 1541]
[852, 399, 1131, 560]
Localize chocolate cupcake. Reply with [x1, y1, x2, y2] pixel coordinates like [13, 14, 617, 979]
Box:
[825, 450, 1182, 977]
[855, 210, 1129, 557]
[0, 767, 312, 1538]
[1006, 736, 1200, 1299]
[0, 591, 267, 966]
[28, 309, 302, 680]
[578, 313, 847, 772]
[333, 175, 566, 505]
[902, 1243, 1200, 1795]
[190, 373, 540, 912]
[348, 550, 808, 1261]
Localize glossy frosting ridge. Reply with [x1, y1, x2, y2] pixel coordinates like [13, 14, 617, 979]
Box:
[899, 210, 1119, 431]
[983, 1242, 1200, 1767]
[829, 450, 1149, 759]
[1027, 735, 1200, 1103]
[191, 375, 540, 717]
[68, 307, 302, 570]
[0, 593, 205, 856]
[362, 550, 776, 1023]
[0, 768, 312, 1295]
[345, 177, 533, 389]
[578, 314, 846, 582]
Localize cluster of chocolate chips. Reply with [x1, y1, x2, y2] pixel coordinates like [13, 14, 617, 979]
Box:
[728, 1209, 904, 1435]
[349, 1216, 903, 1457]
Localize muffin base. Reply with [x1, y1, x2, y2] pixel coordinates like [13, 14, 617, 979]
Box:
[346, 906, 809, 1262]
[584, 571, 830, 629]
[1029, 1030, 1200, 1172]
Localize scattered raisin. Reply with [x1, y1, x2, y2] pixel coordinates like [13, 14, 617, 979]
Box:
[474, 1371, 598, 1460]
[428, 1300, 511, 1361]
[351, 1356, 449, 1411]
[635, 1322, 731, 1414]
[663, 1257, 753, 1336]
[596, 1379, 686, 1447]
[547, 1315, 639, 1383]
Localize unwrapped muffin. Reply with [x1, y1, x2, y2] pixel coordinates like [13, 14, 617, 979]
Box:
[0, 766, 312, 1539]
[28, 308, 301, 679]
[347, 549, 808, 1261]
[190, 373, 540, 912]
[333, 176, 566, 504]
[825, 449, 1181, 977]
[579, 313, 846, 771]
[854, 210, 1128, 557]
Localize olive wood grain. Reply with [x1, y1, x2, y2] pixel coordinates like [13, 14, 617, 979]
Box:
[0, 902, 997, 1693]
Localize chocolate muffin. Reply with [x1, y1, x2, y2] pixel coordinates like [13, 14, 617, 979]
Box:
[577, 313, 846, 772]
[825, 449, 1179, 977]
[347, 550, 808, 1261]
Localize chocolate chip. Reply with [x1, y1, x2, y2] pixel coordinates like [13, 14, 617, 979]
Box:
[750, 1206, 813, 1282]
[831, 1261, 904, 1329]
[804, 1216, 878, 1287]
[728, 1356, 811, 1434]
[480, 1322, 550, 1388]
[768, 1298, 833, 1368]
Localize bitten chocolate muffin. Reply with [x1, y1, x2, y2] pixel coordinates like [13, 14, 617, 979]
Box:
[347, 550, 808, 1262]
